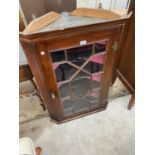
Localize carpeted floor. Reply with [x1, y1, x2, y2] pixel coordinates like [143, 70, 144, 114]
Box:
[19, 95, 135, 155]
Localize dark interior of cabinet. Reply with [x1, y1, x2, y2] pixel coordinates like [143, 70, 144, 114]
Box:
[50, 41, 108, 116]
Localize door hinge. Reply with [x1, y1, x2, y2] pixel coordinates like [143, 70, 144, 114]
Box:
[112, 41, 119, 51]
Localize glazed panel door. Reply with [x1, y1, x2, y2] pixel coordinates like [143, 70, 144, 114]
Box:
[50, 41, 107, 117]
[35, 26, 122, 121]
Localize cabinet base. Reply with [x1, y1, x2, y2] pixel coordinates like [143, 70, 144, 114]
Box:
[50, 102, 108, 124]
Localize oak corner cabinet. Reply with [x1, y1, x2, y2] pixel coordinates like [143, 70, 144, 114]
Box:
[20, 15, 130, 123]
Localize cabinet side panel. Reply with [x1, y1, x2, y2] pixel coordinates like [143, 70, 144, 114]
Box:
[100, 27, 123, 104]
[20, 41, 56, 119]
[35, 43, 64, 120]
[118, 12, 135, 90]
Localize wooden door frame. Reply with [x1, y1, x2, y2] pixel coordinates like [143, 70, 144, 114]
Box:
[33, 25, 123, 122]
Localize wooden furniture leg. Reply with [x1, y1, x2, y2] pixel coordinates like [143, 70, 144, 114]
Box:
[128, 93, 135, 110]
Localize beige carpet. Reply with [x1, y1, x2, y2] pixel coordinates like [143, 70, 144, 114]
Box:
[19, 95, 134, 155]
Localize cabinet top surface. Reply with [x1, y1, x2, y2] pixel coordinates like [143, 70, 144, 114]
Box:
[25, 12, 107, 34]
[19, 11, 131, 41]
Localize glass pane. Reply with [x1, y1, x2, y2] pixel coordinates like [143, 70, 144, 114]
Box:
[63, 99, 74, 116]
[67, 45, 92, 66]
[68, 45, 92, 60]
[59, 83, 71, 99]
[74, 100, 90, 113]
[71, 77, 91, 98]
[50, 40, 107, 117]
[53, 63, 77, 82]
[95, 41, 107, 54]
[84, 61, 103, 73]
[50, 51, 65, 62]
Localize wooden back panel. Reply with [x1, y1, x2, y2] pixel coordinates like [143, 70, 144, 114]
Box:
[44, 0, 76, 13]
[20, 0, 76, 24]
[117, 0, 135, 91]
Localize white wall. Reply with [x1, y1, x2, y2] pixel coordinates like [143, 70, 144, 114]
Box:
[77, 0, 130, 10]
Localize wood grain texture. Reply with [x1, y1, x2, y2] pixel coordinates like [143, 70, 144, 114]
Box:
[20, 0, 76, 24]
[19, 14, 131, 42]
[71, 8, 121, 19]
[111, 0, 135, 109]
[23, 12, 60, 33]
[44, 0, 76, 13]
[128, 93, 135, 110]
[35, 43, 64, 121]
[117, 1, 135, 90]
[20, 16, 130, 123]
[20, 41, 57, 120]
[19, 11, 26, 32]
[19, 0, 47, 23]
[100, 28, 123, 105]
